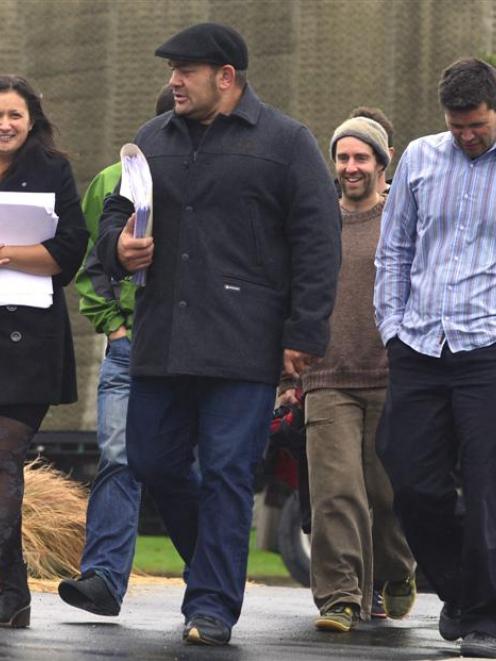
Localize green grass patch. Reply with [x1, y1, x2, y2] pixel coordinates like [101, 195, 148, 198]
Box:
[134, 531, 291, 583]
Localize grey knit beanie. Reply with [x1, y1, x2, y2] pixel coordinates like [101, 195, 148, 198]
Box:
[330, 117, 390, 169]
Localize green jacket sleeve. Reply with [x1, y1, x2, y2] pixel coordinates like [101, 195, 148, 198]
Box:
[75, 162, 136, 336]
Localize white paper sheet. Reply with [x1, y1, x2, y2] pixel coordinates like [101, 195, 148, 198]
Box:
[120, 143, 153, 287]
[0, 192, 58, 308]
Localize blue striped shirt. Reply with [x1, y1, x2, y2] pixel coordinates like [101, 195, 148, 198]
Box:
[374, 131, 496, 357]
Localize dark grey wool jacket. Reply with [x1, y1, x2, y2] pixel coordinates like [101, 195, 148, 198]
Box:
[97, 85, 341, 385]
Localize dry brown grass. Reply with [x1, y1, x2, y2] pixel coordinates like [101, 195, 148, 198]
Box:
[22, 459, 88, 579]
[29, 574, 185, 593]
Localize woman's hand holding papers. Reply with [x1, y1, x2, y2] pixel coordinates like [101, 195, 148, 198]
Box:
[0, 243, 61, 275]
[117, 213, 154, 273]
[0, 244, 7, 266]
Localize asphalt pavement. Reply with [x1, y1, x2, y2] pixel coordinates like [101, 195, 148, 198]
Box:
[0, 581, 472, 661]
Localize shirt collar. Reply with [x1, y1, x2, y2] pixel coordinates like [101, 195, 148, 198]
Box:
[449, 132, 496, 159]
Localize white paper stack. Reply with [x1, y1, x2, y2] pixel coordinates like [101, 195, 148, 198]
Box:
[0, 192, 58, 308]
[120, 143, 153, 286]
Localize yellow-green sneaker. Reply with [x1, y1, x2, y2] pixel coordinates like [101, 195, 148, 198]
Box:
[314, 603, 359, 632]
[382, 576, 416, 619]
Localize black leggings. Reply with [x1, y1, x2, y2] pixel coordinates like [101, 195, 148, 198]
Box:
[0, 405, 48, 566]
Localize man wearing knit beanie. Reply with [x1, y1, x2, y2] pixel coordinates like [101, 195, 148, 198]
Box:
[349, 106, 396, 194]
[280, 115, 416, 633]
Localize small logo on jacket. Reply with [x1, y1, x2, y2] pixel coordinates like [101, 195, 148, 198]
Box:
[224, 284, 241, 292]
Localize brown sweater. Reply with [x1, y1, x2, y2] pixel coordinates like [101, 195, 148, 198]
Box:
[302, 197, 388, 393]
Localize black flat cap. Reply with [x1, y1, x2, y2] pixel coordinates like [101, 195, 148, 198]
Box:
[155, 22, 248, 70]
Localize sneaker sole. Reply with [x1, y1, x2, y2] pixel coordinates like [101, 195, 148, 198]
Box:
[383, 602, 415, 619]
[371, 612, 388, 619]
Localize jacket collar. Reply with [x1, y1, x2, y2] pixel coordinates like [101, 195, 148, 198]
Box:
[230, 84, 262, 125]
[161, 83, 262, 130]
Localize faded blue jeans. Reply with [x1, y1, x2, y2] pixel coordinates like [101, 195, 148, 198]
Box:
[80, 337, 141, 604]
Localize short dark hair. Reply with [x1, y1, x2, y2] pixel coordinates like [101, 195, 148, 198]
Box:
[210, 63, 247, 89]
[234, 69, 247, 89]
[349, 106, 394, 148]
[439, 57, 496, 111]
[0, 74, 63, 161]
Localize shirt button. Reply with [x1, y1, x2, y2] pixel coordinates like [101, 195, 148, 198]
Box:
[181, 253, 190, 261]
[459, 225, 465, 230]
[6, 305, 17, 312]
[10, 331, 22, 343]
[464, 194, 469, 199]
[454, 255, 459, 260]
[21, 181, 27, 187]
[178, 300, 187, 309]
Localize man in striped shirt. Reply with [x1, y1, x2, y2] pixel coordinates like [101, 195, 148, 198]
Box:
[374, 57, 496, 659]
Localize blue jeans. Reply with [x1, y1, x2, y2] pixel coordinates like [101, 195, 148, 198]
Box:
[80, 337, 141, 604]
[126, 376, 275, 627]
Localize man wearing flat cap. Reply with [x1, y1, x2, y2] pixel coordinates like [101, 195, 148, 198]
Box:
[280, 116, 415, 633]
[97, 22, 341, 646]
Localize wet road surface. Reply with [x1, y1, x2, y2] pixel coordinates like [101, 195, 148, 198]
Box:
[0, 583, 468, 660]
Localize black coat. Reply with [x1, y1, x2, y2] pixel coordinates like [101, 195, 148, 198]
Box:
[98, 85, 341, 385]
[0, 147, 88, 404]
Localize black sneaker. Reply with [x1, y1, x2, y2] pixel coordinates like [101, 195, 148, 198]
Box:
[461, 632, 496, 658]
[439, 602, 461, 641]
[58, 572, 120, 616]
[183, 615, 231, 646]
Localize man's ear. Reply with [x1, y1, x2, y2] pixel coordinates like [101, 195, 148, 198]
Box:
[389, 146, 396, 164]
[218, 65, 236, 90]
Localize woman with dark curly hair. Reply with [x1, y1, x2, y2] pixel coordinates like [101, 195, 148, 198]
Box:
[0, 75, 87, 627]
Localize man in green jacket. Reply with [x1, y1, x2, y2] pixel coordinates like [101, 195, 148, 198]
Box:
[58, 87, 174, 616]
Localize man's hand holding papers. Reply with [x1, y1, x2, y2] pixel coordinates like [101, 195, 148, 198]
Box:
[119, 143, 153, 285]
[117, 212, 154, 272]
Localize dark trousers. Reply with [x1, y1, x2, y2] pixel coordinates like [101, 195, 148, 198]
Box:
[126, 375, 275, 627]
[379, 339, 496, 637]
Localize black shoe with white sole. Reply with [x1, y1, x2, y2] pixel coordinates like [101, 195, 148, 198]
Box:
[183, 615, 231, 646]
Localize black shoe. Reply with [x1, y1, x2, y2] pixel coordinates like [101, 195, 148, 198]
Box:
[439, 602, 461, 641]
[58, 572, 120, 616]
[0, 562, 30, 628]
[461, 632, 496, 658]
[183, 615, 231, 646]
